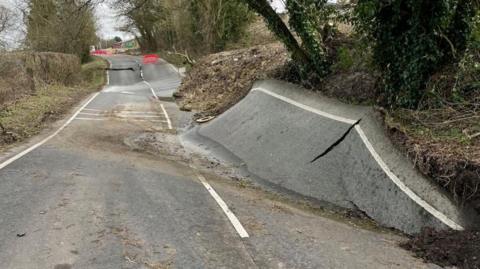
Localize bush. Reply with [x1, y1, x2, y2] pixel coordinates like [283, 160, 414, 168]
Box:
[354, 0, 479, 108]
[0, 52, 81, 108]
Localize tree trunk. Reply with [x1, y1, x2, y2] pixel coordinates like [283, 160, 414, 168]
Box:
[243, 0, 311, 67]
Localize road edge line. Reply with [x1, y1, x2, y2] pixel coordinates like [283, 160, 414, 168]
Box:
[0, 92, 100, 171]
[251, 87, 464, 231]
[160, 104, 173, 130]
[354, 125, 464, 230]
[194, 170, 249, 238]
[143, 81, 158, 100]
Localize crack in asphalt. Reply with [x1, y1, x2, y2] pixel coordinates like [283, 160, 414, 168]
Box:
[310, 119, 362, 163]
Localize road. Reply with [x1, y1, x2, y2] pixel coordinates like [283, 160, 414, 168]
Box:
[0, 55, 440, 269]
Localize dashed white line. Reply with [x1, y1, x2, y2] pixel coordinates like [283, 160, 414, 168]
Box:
[252, 87, 464, 231]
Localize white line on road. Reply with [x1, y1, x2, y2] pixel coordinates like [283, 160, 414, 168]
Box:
[75, 117, 106, 121]
[252, 87, 464, 231]
[79, 112, 104, 116]
[82, 109, 160, 115]
[355, 126, 464, 230]
[195, 171, 249, 238]
[106, 59, 111, 85]
[117, 115, 163, 118]
[160, 104, 173, 130]
[74, 117, 168, 123]
[252, 88, 357, 125]
[0, 92, 100, 170]
[142, 74, 173, 129]
[143, 81, 158, 100]
[80, 113, 163, 118]
[116, 111, 158, 114]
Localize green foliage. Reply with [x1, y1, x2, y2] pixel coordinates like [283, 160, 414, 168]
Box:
[471, 12, 480, 48]
[244, 0, 340, 79]
[286, 0, 336, 77]
[243, 0, 312, 70]
[333, 46, 354, 71]
[354, 0, 479, 108]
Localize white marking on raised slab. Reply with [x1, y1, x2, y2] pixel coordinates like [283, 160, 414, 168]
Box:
[251, 87, 464, 231]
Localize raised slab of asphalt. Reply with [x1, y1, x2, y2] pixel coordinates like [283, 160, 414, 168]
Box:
[183, 79, 480, 234]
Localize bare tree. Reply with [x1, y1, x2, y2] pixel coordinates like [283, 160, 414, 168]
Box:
[24, 0, 99, 62]
[0, 5, 13, 35]
[0, 5, 14, 48]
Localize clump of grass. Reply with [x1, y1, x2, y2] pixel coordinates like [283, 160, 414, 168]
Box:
[0, 56, 107, 145]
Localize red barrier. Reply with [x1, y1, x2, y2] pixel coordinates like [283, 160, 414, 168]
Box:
[143, 54, 159, 64]
[91, 50, 112, 55]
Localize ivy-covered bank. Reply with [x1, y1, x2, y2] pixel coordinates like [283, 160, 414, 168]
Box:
[354, 0, 479, 108]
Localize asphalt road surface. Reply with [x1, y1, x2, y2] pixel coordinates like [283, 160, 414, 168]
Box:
[0, 55, 441, 269]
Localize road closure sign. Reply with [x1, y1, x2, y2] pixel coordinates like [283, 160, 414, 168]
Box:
[143, 54, 159, 64]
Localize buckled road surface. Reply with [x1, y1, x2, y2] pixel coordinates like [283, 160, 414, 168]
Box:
[0, 55, 442, 269]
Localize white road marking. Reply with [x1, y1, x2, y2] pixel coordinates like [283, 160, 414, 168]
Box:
[82, 109, 159, 115]
[160, 104, 173, 130]
[143, 81, 158, 99]
[252, 88, 357, 125]
[106, 68, 109, 86]
[75, 117, 106, 121]
[0, 92, 100, 170]
[106, 58, 111, 85]
[117, 115, 164, 118]
[116, 111, 158, 114]
[195, 171, 249, 238]
[252, 87, 464, 231]
[74, 118, 168, 123]
[354, 126, 464, 230]
[79, 112, 103, 116]
[125, 119, 167, 123]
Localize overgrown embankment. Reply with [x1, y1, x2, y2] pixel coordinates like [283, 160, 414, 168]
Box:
[0, 52, 107, 146]
[175, 40, 479, 212]
[175, 43, 289, 117]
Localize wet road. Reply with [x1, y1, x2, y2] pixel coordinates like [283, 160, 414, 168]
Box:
[0, 55, 441, 269]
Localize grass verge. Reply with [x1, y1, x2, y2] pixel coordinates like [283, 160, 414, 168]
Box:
[0, 56, 107, 146]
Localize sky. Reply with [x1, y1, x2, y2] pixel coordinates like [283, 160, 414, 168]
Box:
[96, 2, 134, 41]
